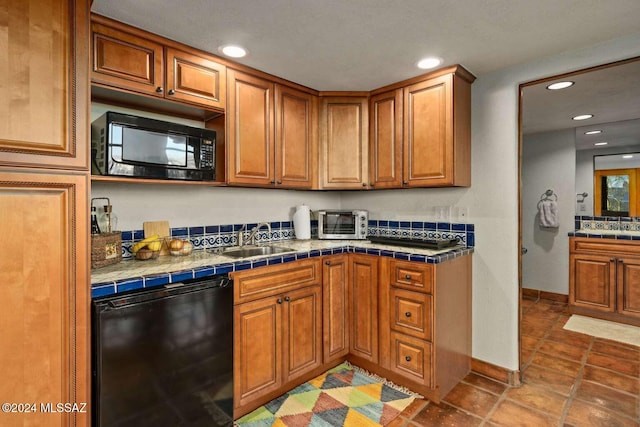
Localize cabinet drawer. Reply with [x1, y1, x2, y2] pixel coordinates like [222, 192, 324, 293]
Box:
[571, 237, 640, 257]
[390, 288, 432, 340]
[232, 259, 321, 304]
[390, 260, 433, 293]
[390, 332, 432, 386]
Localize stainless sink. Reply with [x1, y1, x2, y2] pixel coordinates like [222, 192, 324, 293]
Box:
[219, 245, 296, 259]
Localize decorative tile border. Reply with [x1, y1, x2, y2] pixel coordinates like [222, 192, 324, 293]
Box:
[575, 215, 640, 233]
[117, 219, 474, 260]
[91, 244, 474, 299]
[368, 220, 474, 247]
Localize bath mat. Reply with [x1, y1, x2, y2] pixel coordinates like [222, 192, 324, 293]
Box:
[564, 315, 640, 347]
[235, 362, 419, 426]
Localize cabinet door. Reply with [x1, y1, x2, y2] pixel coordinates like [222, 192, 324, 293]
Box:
[570, 254, 616, 312]
[91, 21, 164, 98]
[1, 0, 89, 170]
[275, 85, 316, 189]
[227, 70, 275, 186]
[403, 74, 453, 186]
[0, 169, 89, 427]
[617, 257, 640, 319]
[319, 97, 369, 189]
[234, 296, 282, 408]
[165, 47, 226, 110]
[369, 89, 403, 188]
[350, 254, 379, 362]
[283, 286, 323, 383]
[323, 255, 350, 363]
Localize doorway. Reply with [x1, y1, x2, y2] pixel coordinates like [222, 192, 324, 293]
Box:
[518, 57, 640, 371]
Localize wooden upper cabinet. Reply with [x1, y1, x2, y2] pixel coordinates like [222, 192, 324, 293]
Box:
[275, 85, 317, 189]
[319, 96, 369, 189]
[91, 21, 164, 97]
[369, 89, 403, 188]
[227, 69, 275, 186]
[91, 16, 226, 111]
[166, 47, 226, 109]
[404, 72, 471, 187]
[0, 0, 89, 170]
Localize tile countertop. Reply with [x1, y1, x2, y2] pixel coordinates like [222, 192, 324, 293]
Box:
[91, 239, 474, 298]
[568, 229, 640, 240]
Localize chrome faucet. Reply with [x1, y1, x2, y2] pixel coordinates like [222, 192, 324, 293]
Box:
[237, 225, 247, 247]
[247, 222, 271, 245]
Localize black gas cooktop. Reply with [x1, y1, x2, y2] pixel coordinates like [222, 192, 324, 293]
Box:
[368, 236, 461, 250]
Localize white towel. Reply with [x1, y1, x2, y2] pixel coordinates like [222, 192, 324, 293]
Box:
[539, 199, 559, 228]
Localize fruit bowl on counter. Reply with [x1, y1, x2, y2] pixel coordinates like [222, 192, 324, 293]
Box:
[131, 235, 163, 260]
[168, 238, 193, 256]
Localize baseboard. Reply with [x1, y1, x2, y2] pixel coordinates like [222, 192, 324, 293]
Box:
[522, 288, 568, 303]
[471, 358, 521, 386]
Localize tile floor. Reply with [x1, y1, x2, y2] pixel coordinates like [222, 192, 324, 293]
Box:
[390, 296, 640, 426]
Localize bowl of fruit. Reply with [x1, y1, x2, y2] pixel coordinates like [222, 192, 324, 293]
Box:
[131, 235, 163, 260]
[168, 238, 194, 256]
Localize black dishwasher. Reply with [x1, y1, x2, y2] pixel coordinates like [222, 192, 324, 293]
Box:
[92, 275, 233, 427]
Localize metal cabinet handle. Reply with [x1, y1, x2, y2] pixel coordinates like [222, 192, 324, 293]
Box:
[277, 298, 283, 304]
[405, 356, 412, 362]
[168, 89, 175, 95]
[277, 181, 282, 184]
[270, 180, 276, 184]
[362, 183, 367, 187]
[284, 296, 291, 302]
[156, 86, 163, 93]
[405, 312, 412, 318]
[610, 258, 616, 262]
[402, 181, 408, 185]
[405, 274, 412, 280]
[325, 261, 331, 266]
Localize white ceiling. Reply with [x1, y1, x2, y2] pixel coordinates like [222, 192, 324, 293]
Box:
[91, 0, 640, 143]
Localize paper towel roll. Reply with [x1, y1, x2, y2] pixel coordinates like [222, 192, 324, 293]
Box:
[293, 205, 311, 240]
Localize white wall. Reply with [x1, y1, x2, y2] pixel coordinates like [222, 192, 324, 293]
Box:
[92, 183, 340, 231]
[521, 130, 575, 294]
[91, 33, 640, 371]
[576, 144, 640, 216]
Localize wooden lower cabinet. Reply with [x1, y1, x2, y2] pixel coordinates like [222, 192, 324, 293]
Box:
[232, 260, 324, 418]
[569, 238, 640, 325]
[349, 254, 379, 363]
[323, 254, 350, 363]
[374, 255, 472, 402]
[233, 252, 472, 416]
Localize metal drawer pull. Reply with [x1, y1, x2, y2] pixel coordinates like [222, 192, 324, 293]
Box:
[405, 312, 412, 318]
[284, 296, 291, 302]
[405, 274, 412, 280]
[405, 356, 412, 362]
[277, 298, 283, 304]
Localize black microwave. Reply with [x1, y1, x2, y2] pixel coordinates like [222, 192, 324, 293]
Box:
[91, 112, 216, 181]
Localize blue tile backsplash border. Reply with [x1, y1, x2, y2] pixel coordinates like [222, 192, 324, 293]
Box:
[117, 219, 474, 260]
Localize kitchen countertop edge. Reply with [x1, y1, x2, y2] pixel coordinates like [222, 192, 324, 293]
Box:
[91, 240, 474, 298]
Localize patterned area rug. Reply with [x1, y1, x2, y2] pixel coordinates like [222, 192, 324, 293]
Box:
[236, 362, 418, 426]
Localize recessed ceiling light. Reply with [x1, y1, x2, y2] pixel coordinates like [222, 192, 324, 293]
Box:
[218, 45, 247, 58]
[594, 142, 608, 146]
[623, 154, 634, 159]
[572, 114, 593, 121]
[546, 81, 574, 90]
[585, 130, 602, 135]
[416, 57, 442, 70]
